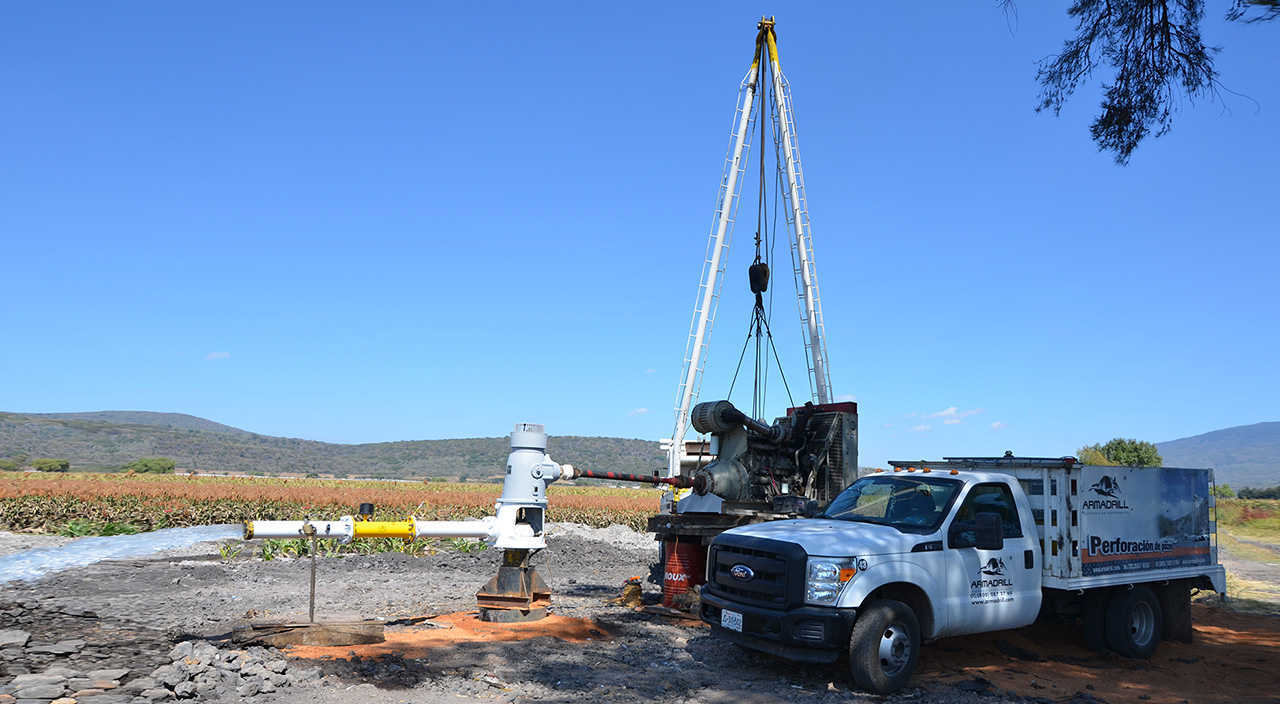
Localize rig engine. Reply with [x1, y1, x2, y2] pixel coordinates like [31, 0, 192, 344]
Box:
[682, 398, 858, 515]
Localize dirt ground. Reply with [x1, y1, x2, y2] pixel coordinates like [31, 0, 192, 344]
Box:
[2, 525, 1278, 704]
[1217, 531, 1280, 607]
[922, 604, 1280, 704]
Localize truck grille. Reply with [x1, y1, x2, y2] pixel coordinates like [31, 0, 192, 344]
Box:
[705, 534, 806, 609]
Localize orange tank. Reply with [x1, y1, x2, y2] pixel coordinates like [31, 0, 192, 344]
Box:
[661, 538, 707, 607]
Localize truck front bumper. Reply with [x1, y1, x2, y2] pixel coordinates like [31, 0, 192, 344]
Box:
[700, 589, 856, 663]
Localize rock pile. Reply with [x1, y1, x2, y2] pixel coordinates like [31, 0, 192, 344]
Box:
[0, 663, 140, 704]
[148, 641, 318, 700]
[0, 637, 319, 704]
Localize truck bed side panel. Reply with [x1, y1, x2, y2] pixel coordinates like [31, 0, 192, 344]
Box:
[1069, 466, 1213, 579]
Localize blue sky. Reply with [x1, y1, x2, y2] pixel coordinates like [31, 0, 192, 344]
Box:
[2, 3, 1276, 468]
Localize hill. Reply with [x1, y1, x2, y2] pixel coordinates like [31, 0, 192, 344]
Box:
[27, 411, 251, 436]
[0, 411, 664, 479]
[1157, 422, 1280, 489]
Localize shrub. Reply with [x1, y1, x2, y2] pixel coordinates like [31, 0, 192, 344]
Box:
[126, 457, 176, 474]
[32, 458, 70, 472]
[0, 459, 19, 472]
[58, 518, 140, 537]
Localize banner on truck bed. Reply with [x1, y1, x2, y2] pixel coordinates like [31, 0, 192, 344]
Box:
[1079, 467, 1211, 576]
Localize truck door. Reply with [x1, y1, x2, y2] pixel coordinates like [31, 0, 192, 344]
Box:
[941, 482, 1042, 636]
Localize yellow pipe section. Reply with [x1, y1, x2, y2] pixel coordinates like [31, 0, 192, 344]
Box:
[352, 518, 416, 540]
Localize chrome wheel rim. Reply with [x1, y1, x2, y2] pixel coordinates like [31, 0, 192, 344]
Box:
[878, 622, 912, 677]
[1130, 600, 1155, 647]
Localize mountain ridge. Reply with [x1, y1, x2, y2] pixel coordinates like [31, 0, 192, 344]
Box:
[0, 411, 663, 479]
[2, 411, 1276, 487]
[28, 411, 252, 436]
[1156, 421, 1280, 489]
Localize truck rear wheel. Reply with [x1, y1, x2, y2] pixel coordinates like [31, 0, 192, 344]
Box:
[847, 599, 920, 695]
[1105, 586, 1163, 658]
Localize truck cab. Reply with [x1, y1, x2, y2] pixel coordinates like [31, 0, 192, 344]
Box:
[700, 457, 1225, 694]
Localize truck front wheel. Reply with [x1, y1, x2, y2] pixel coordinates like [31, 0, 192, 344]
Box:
[1105, 585, 1163, 658]
[847, 599, 920, 695]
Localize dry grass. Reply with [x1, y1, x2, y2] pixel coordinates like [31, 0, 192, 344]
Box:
[1194, 572, 1280, 616]
[0, 472, 659, 532]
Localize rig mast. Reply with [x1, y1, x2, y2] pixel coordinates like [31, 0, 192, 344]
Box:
[668, 17, 833, 477]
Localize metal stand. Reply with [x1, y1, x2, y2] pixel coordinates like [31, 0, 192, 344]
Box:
[308, 531, 318, 623]
[229, 522, 386, 648]
[475, 548, 550, 622]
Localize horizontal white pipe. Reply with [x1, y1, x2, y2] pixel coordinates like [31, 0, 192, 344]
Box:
[413, 519, 495, 540]
[245, 519, 354, 543]
[246, 517, 497, 543]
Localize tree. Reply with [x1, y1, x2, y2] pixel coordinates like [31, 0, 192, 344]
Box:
[32, 457, 70, 472]
[1213, 483, 1235, 498]
[1078, 438, 1162, 466]
[0, 458, 18, 471]
[126, 457, 176, 474]
[1020, 0, 1278, 164]
[1077, 445, 1118, 465]
[1101, 438, 1163, 466]
[1239, 485, 1280, 499]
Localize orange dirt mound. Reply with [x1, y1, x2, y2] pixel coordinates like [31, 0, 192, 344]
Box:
[920, 605, 1280, 704]
[285, 611, 612, 661]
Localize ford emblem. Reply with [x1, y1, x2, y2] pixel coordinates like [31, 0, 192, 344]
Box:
[730, 564, 755, 581]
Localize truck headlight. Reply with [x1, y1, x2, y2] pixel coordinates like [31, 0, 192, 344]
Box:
[805, 557, 857, 606]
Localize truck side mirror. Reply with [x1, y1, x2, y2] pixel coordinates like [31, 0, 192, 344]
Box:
[975, 512, 1004, 551]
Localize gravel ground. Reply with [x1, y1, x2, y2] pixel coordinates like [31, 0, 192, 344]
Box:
[0, 532, 73, 557]
[0, 525, 1026, 704]
[1220, 541, 1280, 586]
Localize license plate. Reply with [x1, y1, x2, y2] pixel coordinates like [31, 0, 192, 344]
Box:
[720, 609, 743, 632]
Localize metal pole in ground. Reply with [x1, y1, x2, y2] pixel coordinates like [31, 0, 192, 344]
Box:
[304, 523, 318, 623]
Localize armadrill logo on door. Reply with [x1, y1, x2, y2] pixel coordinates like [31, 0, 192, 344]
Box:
[969, 557, 1014, 605]
[1078, 467, 1212, 576]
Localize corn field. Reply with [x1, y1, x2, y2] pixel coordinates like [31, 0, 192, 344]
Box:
[0, 472, 659, 533]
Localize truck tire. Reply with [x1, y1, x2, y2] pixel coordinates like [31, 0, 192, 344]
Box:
[1105, 586, 1163, 658]
[847, 599, 920, 695]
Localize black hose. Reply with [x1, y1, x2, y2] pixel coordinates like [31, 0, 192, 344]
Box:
[573, 468, 694, 489]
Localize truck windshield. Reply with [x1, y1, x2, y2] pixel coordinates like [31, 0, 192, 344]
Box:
[822, 475, 962, 532]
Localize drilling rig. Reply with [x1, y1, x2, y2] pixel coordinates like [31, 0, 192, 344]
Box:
[574, 18, 858, 606]
[656, 17, 857, 604]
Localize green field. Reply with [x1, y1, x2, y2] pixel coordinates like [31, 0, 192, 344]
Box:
[1218, 498, 1280, 543]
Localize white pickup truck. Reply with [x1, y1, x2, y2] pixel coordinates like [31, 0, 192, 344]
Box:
[699, 455, 1226, 694]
